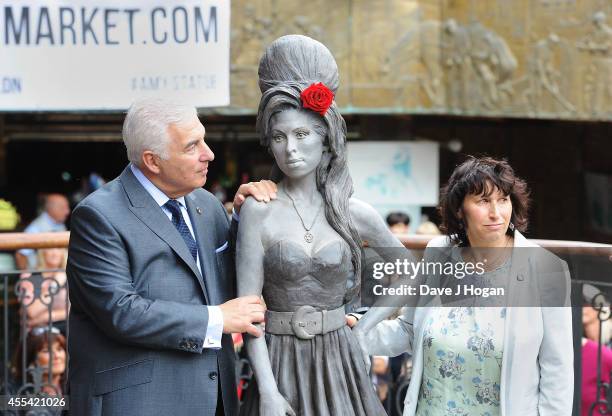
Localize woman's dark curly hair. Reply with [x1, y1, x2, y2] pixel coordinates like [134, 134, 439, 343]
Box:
[438, 156, 530, 246]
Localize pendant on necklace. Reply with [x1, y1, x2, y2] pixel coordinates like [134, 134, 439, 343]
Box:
[304, 232, 314, 243]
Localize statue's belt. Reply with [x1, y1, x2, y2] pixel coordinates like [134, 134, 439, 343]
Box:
[265, 305, 346, 340]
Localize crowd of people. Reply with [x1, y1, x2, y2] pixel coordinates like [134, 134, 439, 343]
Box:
[0, 193, 72, 403]
[2, 183, 104, 399]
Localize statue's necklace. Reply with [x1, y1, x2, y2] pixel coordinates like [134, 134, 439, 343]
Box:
[284, 188, 323, 243]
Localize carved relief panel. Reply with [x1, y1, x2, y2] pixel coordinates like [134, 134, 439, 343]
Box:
[228, 0, 612, 120]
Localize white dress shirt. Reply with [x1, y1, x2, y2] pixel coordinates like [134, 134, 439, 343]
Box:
[130, 164, 223, 349]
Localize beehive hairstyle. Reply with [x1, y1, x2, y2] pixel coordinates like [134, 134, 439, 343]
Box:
[256, 35, 363, 301]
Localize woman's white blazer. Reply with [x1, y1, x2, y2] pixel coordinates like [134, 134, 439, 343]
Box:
[366, 231, 574, 416]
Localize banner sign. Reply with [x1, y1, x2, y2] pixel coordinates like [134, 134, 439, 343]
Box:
[0, 1, 230, 110]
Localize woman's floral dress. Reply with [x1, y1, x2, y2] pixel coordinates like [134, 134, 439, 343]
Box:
[416, 306, 506, 416]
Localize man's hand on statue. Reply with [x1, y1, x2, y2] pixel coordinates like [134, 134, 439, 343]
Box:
[219, 295, 266, 337]
[233, 180, 278, 213]
[259, 391, 296, 416]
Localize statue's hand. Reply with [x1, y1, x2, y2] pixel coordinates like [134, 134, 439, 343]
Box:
[352, 326, 371, 375]
[260, 391, 296, 416]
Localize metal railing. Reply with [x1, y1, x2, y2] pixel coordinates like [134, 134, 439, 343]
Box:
[0, 232, 70, 415]
[587, 291, 612, 416]
[1, 268, 68, 415]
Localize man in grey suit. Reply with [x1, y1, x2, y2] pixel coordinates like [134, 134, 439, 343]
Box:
[67, 98, 274, 415]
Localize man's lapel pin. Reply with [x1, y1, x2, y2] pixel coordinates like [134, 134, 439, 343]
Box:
[196, 207, 202, 215]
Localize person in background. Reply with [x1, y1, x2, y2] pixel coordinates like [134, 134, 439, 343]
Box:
[12, 326, 67, 396]
[581, 285, 612, 416]
[371, 355, 391, 404]
[15, 194, 70, 270]
[71, 172, 107, 206]
[224, 201, 234, 221]
[415, 221, 441, 235]
[211, 180, 228, 203]
[386, 211, 411, 235]
[18, 248, 69, 334]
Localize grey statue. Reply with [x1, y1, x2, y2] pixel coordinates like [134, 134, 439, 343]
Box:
[235, 35, 407, 416]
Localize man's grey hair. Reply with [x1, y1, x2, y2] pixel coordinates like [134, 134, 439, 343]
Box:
[122, 97, 197, 166]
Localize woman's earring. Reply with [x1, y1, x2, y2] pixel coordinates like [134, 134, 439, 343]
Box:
[508, 222, 515, 232]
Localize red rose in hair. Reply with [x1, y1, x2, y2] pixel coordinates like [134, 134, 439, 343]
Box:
[300, 83, 334, 116]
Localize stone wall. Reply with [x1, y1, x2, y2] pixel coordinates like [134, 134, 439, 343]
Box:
[228, 0, 612, 120]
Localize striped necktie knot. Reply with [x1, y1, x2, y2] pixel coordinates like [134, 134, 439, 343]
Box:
[164, 199, 198, 262]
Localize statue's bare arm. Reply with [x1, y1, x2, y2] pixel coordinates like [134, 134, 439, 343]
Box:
[236, 198, 276, 392]
[349, 198, 420, 331]
[236, 198, 295, 414]
[349, 198, 406, 251]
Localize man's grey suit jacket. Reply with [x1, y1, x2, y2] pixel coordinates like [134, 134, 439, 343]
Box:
[66, 166, 237, 415]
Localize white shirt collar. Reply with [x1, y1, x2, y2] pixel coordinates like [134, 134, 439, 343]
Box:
[130, 164, 186, 208]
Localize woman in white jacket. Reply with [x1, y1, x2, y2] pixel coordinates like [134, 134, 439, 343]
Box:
[353, 156, 573, 416]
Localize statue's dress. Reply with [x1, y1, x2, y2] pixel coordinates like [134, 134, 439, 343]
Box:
[239, 239, 386, 416]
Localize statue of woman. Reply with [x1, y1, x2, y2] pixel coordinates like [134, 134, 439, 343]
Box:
[236, 35, 404, 416]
